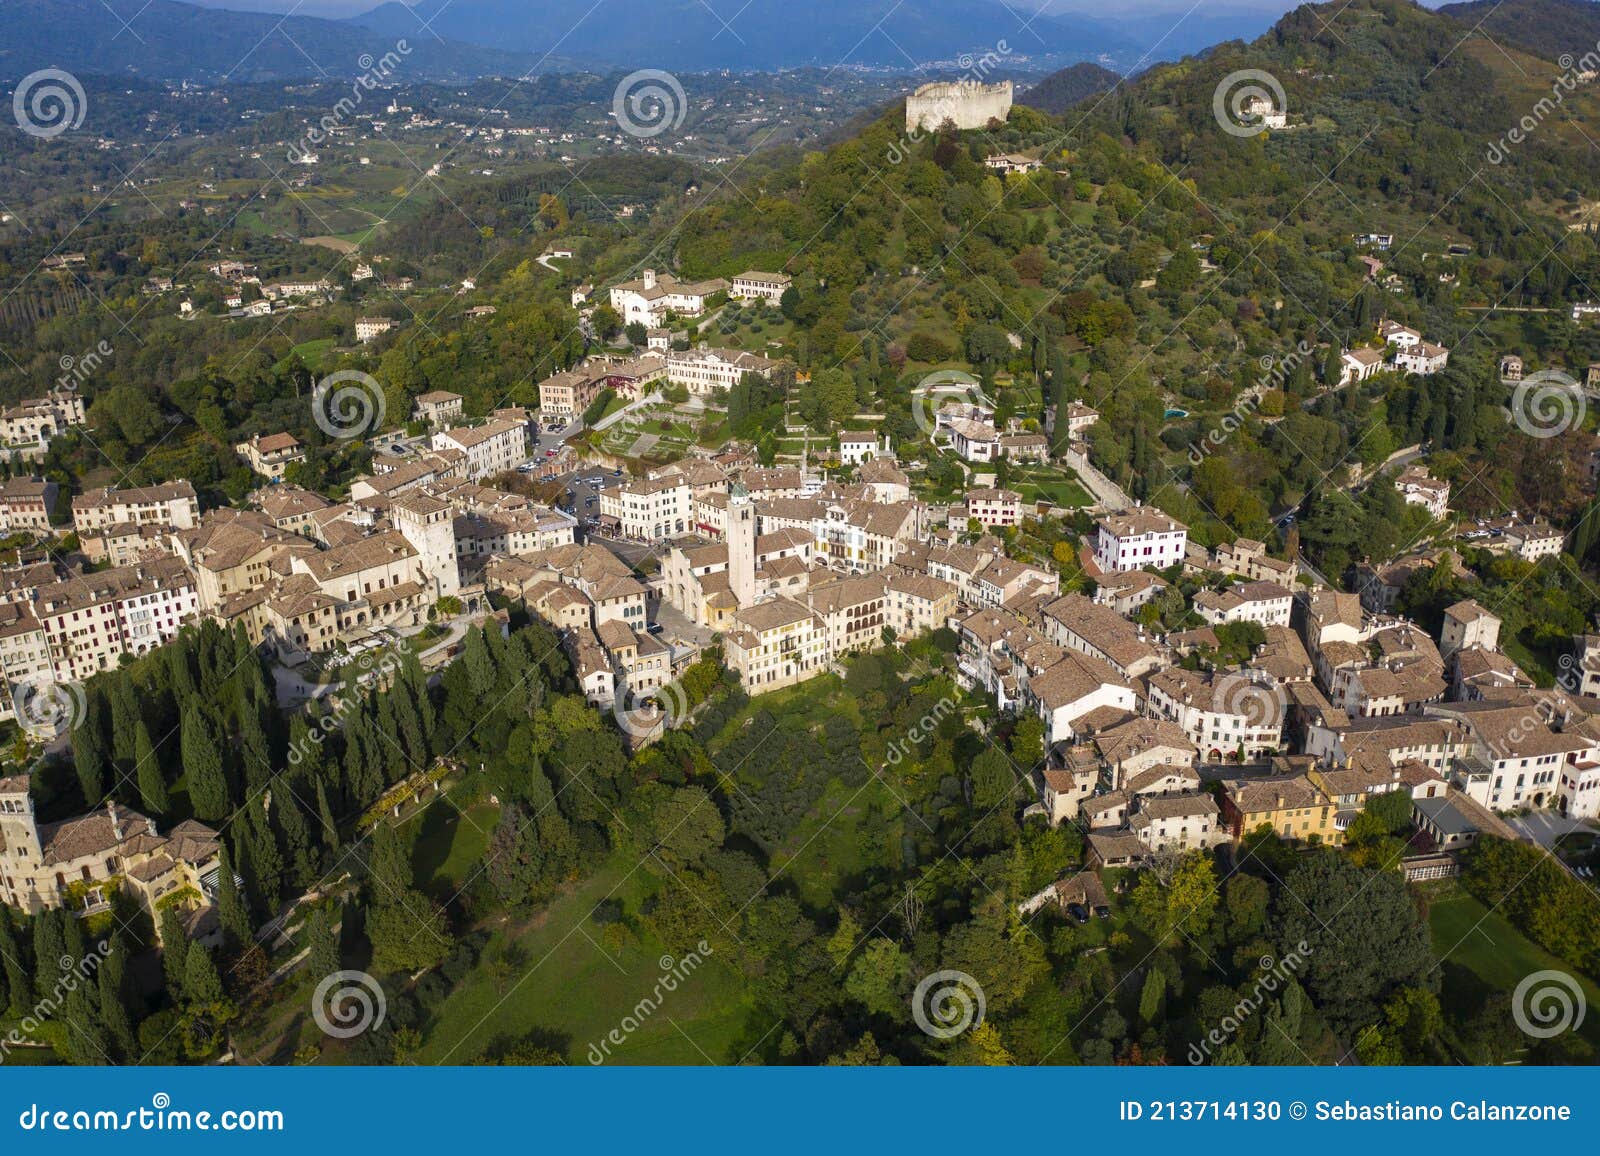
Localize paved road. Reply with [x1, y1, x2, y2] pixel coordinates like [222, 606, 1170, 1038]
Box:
[554, 464, 629, 529]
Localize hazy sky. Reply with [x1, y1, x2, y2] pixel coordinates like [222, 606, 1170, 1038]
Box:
[185, 0, 1455, 20]
[186, 0, 1301, 19]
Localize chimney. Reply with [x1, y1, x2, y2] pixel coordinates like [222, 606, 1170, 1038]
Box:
[106, 799, 123, 841]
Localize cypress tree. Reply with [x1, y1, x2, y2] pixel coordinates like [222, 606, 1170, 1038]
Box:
[32, 910, 67, 1003]
[98, 965, 137, 1059]
[0, 910, 30, 1016]
[182, 702, 230, 821]
[238, 703, 273, 793]
[71, 692, 108, 808]
[245, 796, 283, 910]
[215, 843, 253, 948]
[315, 778, 341, 851]
[367, 823, 410, 897]
[274, 779, 315, 888]
[108, 676, 141, 768]
[158, 906, 188, 997]
[167, 638, 196, 699]
[182, 942, 225, 1007]
[134, 720, 169, 816]
[61, 982, 109, 1065]
[305, 902, 341, 981]
[462, 628, 496, 697]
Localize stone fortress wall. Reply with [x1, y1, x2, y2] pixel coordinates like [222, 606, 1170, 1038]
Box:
[905, 80, 1014, 133]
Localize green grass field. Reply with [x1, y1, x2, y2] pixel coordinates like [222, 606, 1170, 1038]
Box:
[1428, 889, 1600, 1049]
[400, 796, 501, 902]
[413, 858, 760, 1065]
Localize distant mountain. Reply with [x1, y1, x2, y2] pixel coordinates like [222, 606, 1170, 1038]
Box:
[350, 0, 1147, 71]
[0, 0, 553, 83]
[1438, 0, 1600, 62]
[1017, 61, 1121, 113]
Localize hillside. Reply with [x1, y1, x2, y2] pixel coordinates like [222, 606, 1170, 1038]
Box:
[0, 0, 555, 82]
[1017, 62, 1122, 114]
[1439, 0, 1600, 62]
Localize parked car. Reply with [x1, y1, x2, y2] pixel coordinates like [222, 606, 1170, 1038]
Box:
[1066, 903, 1090, 924]
[1093, 905, 1111, 920]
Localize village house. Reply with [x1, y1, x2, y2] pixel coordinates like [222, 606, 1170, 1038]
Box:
[665, 346, 790, 394]
[431, 419, 527, 480]
[729, 270, 791, 303]
[1193, 580, 1293, 628]
[1338, 347, 1385, 386]
[0, 392, 87, 462]
[1091, 507, 1188, 574]
[235, 432, 306, 480]
[609, 269, 727, 326]
[964, 488, 1022, 529]
[0, 478, 58, 535]
[0, 778, 222, 932]
[1394, 465, 1451, 519]
[355, 316, 395, 343]
[413, 390, 464, 427]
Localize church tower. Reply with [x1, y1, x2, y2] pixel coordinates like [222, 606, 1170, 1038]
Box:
[0, 775, 44, 910]
[727, 482, 756, 609]
[394, 493, 461, 598]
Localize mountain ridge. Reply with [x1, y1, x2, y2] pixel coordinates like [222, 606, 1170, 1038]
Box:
[0, 0, 574, 82]
[348, 0, 1145, 71]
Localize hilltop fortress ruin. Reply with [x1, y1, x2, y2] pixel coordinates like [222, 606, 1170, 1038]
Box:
[905, 79, 1014, 133]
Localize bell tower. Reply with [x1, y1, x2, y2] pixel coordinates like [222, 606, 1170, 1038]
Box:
[727, 482, 756, 609]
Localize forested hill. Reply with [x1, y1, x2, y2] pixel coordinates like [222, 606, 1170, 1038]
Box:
[1018, 63, 1123, 115]
[618, 0, 1600, 573]
[1438, 0, 1600, 64]
[0, 0, 552, 82]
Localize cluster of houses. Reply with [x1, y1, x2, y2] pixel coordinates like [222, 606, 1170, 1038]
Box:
[0, 411, 569, 729]
[933, 397, 1083, 465]
[535, 345, 793, 416]
[603, 267, 790, 328]
[1338, 320, 1451, 385]
[960, 500, 1600, 876]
